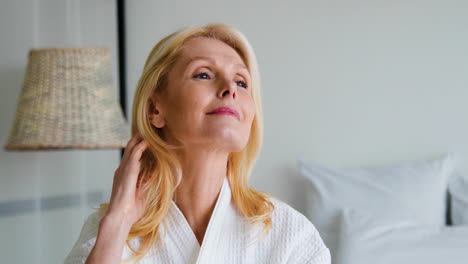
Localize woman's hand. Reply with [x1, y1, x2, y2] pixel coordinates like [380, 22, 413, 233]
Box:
[85, 135, 149, 264]
[106, 134, 149, 227]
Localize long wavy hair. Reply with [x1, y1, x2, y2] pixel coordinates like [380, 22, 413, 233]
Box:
[97, 23, 275, 263]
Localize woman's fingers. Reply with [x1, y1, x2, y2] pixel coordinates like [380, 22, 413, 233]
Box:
[126, 134, 141, 149]
[115, 134, 147, 189]
[107, 135, 149, 224]
[122, 134, 143, 161]
[124, 140, 149, 186]
[132, 139, 149, 162]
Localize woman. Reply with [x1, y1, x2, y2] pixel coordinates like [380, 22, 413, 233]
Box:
[65, 23, 330, 264]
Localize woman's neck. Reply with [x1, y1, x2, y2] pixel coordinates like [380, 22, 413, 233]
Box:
[172, 149, 228, 245]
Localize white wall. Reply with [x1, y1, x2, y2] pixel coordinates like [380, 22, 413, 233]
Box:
[125, 1, 468, 212]
[0, 1, 120, 263]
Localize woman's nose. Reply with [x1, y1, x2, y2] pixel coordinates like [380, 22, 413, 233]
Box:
[218, 78, 237, 99]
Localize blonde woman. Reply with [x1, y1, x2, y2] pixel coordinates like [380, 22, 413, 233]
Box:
[65, 23, 330, 264]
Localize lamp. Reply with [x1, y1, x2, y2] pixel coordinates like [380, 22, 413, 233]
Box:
[4, 47, 130, 151]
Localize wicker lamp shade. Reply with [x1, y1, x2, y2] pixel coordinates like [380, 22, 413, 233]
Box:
[4, 47, 131, 151]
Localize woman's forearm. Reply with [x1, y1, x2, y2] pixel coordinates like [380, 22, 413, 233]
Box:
[85, 213, 133, 264]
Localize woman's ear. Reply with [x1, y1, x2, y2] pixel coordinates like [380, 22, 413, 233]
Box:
[148, 96, 166, 128]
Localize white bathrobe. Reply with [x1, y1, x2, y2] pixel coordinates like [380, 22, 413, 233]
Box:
[64, 178, 330, 263]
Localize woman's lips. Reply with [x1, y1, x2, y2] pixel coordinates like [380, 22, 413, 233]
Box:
[207, 107, 240, 121]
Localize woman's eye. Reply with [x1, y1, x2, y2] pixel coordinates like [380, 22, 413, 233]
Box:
[237, 81, 248, 89]
[193, 72, 210, 79]
[193, 71, 248, 89]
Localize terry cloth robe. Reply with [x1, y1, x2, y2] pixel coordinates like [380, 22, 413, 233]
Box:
[64, 178, 331, 263]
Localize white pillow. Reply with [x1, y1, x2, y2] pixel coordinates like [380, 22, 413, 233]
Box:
[297, 153, 455, 254]
[449, 173, 468, 225]
[335, 208, 468, 264]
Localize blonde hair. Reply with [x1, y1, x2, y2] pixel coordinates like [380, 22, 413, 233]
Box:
[97, 23, 274, 263]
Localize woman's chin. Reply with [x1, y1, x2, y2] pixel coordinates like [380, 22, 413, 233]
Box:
[202, 133, 247, 152]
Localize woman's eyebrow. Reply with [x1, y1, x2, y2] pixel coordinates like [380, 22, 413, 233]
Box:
[187, 56, 248, 71]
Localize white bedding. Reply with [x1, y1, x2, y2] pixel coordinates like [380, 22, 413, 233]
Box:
[449, 173, 468, 225]
[297, 153, 455, 258]
[335, 208, 468, 264]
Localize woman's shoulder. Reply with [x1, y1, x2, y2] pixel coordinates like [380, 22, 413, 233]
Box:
[64, 210, 104, 263]
[268, 196, 318, 232]
[265, 196, 331, 262]
[78, 210, 104, 239]
[75, 210, 103, 242]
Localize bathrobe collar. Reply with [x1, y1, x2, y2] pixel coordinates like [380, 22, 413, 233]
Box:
[162, 177, 239, 263]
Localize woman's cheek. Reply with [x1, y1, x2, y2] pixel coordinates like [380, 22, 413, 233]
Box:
[246, 99, 256, 121]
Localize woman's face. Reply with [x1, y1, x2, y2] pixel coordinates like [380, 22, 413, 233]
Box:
[150, 37, 256, 153]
